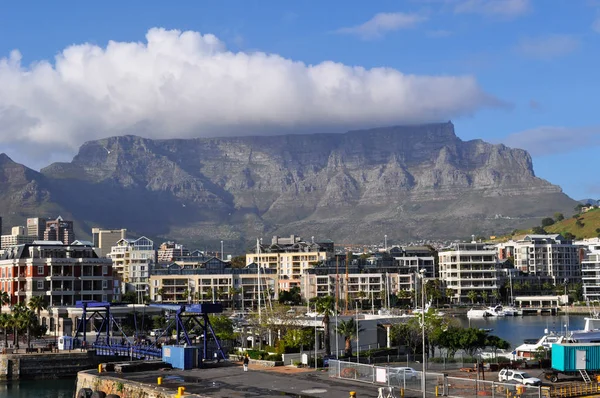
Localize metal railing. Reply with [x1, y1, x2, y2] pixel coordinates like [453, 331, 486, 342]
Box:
[329, 359, 545, 398]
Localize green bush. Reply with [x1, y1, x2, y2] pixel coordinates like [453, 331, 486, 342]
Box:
[362, 348, 397, 357]
[266, 354, 282, 361]
[246, 349, 269, 360]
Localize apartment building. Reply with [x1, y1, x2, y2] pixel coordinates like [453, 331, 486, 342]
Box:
[246, 235, 331, 291]
[150, 259, 277, 309]
[92, 228, 127, 257]
[0, 240, 115, 307]
[107, 236, 155, 295]
[157, 241, 190, 263]
[43, 216, 75, 245]
[509, 234, 580, 283]
[438, 242, 499, 304]
[1, 226, 37, 248]
[580, 240, 600, 301]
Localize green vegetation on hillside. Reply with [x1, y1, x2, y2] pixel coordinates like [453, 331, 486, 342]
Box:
[498, 205, 600, 241]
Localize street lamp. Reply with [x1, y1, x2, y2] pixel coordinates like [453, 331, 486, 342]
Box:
[420, 268, 426, 398]
[221, 241, 224, 260]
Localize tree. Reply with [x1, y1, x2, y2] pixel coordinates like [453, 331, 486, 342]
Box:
[230, 255, 246, 269]
[563, 232, 576, 240]
[391, 322, 422, 356]
[445, 289, 455, 304]
[335, 318, 363, 357]
[314, 295, 335, 356]
[28, 295, 47, 322]
[532, 226, 546, 234]
[491, 289, 501, 304]
[576, 218, 584, 228]
[0, 313, 12, 349]
[554, 213, 565, 221]
[425, 279, 442, 303]
[208, 315, 235, 341]
[542, 281, 554, 293]
[278, 287, 302, 306]
[457, 328, 488, 357]
[480, 291, 489, 304]
[467, 290, 478, 304]
[0, 291, 10, 307]
[575, 204, 584, 212]
[485, 335, 510, 360]
[121, 291, 137, 304]
[541, 218, 555, 227]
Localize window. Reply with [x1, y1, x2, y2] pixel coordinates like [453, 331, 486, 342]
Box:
[37, 280, 43, 289]
[38, 266, 44, 275]
[102, 265, 107, 275]
[102, 280, 108, 289]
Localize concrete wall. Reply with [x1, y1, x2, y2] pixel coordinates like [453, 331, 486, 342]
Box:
[0, 352, 121, 381]
[76, 371, 206, 398]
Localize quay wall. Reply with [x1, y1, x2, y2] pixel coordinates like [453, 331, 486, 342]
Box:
[0, 351, 122, 381]
[76, 370, 206, 398]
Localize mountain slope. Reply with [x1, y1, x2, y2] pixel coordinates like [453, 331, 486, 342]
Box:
[0, 122, 578, 248]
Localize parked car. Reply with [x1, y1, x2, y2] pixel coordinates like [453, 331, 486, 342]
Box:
[498, 369, 542, 386]
[388, 367, 419, 384]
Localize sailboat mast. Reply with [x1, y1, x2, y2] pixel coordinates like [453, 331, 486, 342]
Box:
[335, 256, 339, 313]
[257, 238, 262, 324]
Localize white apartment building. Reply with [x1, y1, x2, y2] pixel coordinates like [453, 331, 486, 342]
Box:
[246, 235, 331, 292]
[511, 234, 580, 282]
[0, 226, 37, 248]
[107, 236, 155, 297]
[580, 240, 600, 301]
[439, 242, 499, 304]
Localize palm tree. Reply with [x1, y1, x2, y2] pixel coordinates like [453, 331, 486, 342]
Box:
[15, 308, 37, 349]
[445, 289, 455, 304]
[11, 303, 26, 349]
[481, 291, 489, 304]
[335, 317, 363, 358]
[315, 295, 335, 356]
[28, 295, 46, 322]
[0, 291, 10, 308]
[467, 290, 478, 304]
[491, 289, 501, 304]
[0, 313, 12, 349]
[228, 287, 241, 309]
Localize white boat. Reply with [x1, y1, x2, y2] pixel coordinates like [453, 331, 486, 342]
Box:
[514, 331, 569, 359]
[569, 317, 600, 343]
[467, 308, 490, 318]
[413, 301, 445, 317]
[486, 305, 506, 317]
[502, 306, 519, 316]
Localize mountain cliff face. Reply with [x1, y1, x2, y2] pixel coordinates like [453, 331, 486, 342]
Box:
[1, 122, 577, 248]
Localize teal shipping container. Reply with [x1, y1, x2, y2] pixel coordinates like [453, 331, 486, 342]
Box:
[552, 343, 600, 372]
[162, 345, 199, 370]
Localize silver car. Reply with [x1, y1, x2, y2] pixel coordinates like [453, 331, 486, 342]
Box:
[388, 367, 419, 384]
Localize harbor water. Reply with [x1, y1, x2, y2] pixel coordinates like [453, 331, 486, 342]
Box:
[0, 378, 75, 398]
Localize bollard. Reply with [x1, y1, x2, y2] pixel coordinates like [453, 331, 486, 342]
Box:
[399, 388, 404, 398]
[98, 364, 102, 373]
[349, 392, 356, 398]
[157, 377, 162, 385]
[177, 386, 185, 397]
[435, 385, 439, 397]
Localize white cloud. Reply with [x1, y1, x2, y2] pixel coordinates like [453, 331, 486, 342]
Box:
[0, 28, 500, 168]
[454, 0, 531, 19]
[335, 12, 427, 40]
[503, 126, 600, 156]
[516, 34, 580, 59]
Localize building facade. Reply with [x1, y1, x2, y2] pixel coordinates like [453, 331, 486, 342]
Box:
[107, 237, 155, 297]
[581, 241, 600, 301]
[150, 260, 277, 310]
[43, 216, 75, 245]
[246, 235, 331, 292]
[439, 242, 499, 304]
[1, 226, 37, 248]
[157, 241, 190, 263]
[92, 228, 127, 257]
[0, 240, 115, 307]
[26, 217, 46, 240]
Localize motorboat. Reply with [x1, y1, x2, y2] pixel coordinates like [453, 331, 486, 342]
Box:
[467, 308, 491, 318]
[514, 330, 569, 359]
[502, 306, 519, 316]
[569, 317, 600, 343]
[486, 305, 507, 317]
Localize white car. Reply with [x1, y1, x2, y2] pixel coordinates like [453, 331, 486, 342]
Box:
[498, 369, 542, 386]
[388, 367, 419, 384]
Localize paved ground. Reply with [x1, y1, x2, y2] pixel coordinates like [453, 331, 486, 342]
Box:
[104, 362, 385, 398]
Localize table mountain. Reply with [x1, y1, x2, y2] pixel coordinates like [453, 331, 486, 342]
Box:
[1, 122, 577, 250]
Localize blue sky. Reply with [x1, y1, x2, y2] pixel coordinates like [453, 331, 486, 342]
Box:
[0, 0, 598, 199]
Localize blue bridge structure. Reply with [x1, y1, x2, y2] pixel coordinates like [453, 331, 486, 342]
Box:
[74, 301, 228, 362]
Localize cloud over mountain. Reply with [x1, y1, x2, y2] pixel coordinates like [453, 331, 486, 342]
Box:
[0, 28, 500, 167]
[503, 125, 600, 156]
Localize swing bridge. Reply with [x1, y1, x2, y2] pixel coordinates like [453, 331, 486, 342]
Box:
[73, 301, 228, 362]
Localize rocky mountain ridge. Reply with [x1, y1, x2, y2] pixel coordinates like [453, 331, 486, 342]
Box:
[0, 122, 577, 249]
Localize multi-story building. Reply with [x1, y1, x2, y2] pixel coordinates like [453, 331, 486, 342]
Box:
[0, 240, 115, 307]
[510, 234, 580, 283]
[150, 259, 277, 309]
[92, 228, 127, 257]
[157, 241, 190, 263]
[43, 216, 75, 245]
[26, 217, 46, 240]
[438, 242, 499, 304]
[581, 241, 600, 301]
[246, 235, 331, 292]
[1, 226, 37, 248]
[107, 236, 155, 297]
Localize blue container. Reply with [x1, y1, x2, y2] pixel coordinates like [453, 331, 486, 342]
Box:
[162, 345, 198, 370]
[552, 343, 600, 372]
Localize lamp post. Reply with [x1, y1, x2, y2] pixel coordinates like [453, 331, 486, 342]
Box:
[384, 235, 387, 252]
[314, 304, 318, 369]
[356, 301, 360, 363]
[221, 240, 224, 260]
[420, 269, 426, 398]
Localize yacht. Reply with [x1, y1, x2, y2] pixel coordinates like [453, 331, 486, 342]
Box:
[467, 308, 491, 318]
[514, 331, 569, 359]
[502, 306, 519, 316]
[486, 305, 507, 317]
[413, 301, 445, 317]
[569, 317, 600, 343]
